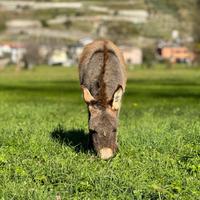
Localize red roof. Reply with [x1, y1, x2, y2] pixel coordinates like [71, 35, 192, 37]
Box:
[0, 41, 24, 48]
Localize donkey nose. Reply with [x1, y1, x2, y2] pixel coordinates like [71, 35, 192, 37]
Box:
[99, 148, 113, 160]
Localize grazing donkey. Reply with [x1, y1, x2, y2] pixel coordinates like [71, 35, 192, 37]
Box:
[79, 40, 126, 160]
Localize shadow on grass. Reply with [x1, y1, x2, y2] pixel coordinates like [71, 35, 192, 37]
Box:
[50, 125, 92, 153]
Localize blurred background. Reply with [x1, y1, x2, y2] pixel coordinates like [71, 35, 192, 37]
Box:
[0, 0, 200, 69]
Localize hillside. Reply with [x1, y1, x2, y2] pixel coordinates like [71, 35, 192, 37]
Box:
[0, 0, 197, 47]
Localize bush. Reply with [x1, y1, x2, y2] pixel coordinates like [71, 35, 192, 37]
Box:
[143, 47, 156, 67]
[40, 19, 48, 28]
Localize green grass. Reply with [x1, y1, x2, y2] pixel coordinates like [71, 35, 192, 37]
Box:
[0, 66, 200, 199]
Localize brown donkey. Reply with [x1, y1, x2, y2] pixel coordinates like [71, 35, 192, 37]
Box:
[79, 40, 127, 160]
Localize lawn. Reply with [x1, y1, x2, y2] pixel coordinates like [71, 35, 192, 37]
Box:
[0, 66, 199, 200]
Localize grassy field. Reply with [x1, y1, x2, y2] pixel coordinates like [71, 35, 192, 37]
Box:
[0, 66, 199, 200]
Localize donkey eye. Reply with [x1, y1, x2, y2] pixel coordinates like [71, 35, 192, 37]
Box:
[113, 128, 117, 132]
[89, 129, 96, 134]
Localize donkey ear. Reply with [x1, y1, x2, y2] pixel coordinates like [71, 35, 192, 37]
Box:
[112, 85, 123, 110]
[81, 85, 95, 103]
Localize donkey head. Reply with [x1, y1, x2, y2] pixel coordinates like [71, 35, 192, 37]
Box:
[82, 85, 123, 160]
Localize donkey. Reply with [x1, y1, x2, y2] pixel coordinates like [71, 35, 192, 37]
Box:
[79, 40, 126, 160]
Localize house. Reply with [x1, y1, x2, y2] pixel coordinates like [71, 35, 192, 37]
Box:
[157, 46, 195, 64]
[48, 48, 70, 66]
[0, 42, 25, 65]
[0, 42, 12, 56]
[121, 46, 143, 65]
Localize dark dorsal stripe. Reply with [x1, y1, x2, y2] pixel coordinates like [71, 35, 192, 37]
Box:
[96, 41, 109, 107]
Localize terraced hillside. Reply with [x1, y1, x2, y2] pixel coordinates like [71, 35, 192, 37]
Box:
[0, 0, 197, 46]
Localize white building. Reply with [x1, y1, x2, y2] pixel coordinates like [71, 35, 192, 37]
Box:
[121, 46, 143, 65]
[48, 49, 70, 66]
[0, 42, 25, 64]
